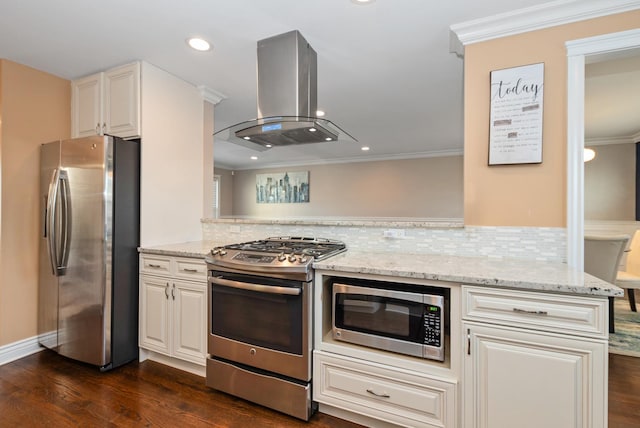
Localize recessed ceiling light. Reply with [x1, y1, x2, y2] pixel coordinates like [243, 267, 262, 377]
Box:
[361, 146, 370, 151]
[325, 137, 333, 141]
[265, 144, 273, 148]
[187, 37, 211, 51]
[250, 156, 258, 160]
[351, 0, 375, 4]
[243, 136, 251, 140]
[316, 110, 325, 117]
[309, 128, 317, 132]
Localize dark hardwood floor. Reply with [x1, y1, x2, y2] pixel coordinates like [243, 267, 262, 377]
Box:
[2, 351, 640, 427]
[608, 353, 640, 428]
[0, 351, 362, 427]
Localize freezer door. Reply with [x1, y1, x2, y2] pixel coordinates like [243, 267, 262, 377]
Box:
[38, 141, 61, 350]
[57, 135, 112, 367]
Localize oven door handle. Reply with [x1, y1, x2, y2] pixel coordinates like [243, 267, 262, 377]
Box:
[209, 276, 302, 296]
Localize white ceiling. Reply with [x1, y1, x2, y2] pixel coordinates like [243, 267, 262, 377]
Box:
[0, 0, 620, 169]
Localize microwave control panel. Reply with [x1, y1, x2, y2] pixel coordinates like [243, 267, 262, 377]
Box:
[423, 305, 442, 347]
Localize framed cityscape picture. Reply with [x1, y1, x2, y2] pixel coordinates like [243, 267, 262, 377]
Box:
[256, 171, 309, 203]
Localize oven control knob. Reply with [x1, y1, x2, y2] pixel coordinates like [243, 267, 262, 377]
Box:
[288, 254, 297, 262]
[219, 250, 227, 256]
[278, 253, 287, 262]
[299, 256, 308, 263]
[211, 248, 220, 255]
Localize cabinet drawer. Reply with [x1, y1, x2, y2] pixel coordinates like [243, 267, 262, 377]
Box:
[462, 285, 607, 338]
[314, 351, 456, 428]
[140, 255, 172, 276]
[174, 258, 207, 281]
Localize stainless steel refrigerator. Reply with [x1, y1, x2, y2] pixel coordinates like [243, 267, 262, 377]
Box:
[38, 135, 140, 370]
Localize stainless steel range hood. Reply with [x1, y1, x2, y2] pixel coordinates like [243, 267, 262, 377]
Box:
[214, 30, 356, 151]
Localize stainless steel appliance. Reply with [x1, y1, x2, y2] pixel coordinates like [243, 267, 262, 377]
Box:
[38, 135, 140, 371]
[214, 30, 356, 150]
[205, 236, 346, 420]
[332, 278, 448, 362]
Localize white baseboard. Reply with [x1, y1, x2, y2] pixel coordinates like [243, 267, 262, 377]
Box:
[140, 349, 206, 377]
[0, 336, 44, 366]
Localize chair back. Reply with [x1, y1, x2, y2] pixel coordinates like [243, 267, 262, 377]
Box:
[625, 230, 640, 276]
[584, 234, 630, 284]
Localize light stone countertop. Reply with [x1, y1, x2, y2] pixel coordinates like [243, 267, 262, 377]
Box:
[313, 250, 623, 297]
[138, 240, 219, 259]
[138, 242, 622, 297]
[201, 217, 464, 229]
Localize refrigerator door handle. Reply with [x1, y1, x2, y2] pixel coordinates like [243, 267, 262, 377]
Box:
[46, 168, 60, 275]
[58, 170, 71, 274]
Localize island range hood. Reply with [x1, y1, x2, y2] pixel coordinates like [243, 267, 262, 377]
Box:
[214, 30, 356, 151]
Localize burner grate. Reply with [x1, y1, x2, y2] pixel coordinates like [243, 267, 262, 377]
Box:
[222, 236, 346, 260]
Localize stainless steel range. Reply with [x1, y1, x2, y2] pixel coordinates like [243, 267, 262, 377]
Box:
[205, 236, 346, 420]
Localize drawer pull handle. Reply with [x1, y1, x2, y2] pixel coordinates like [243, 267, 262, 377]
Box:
[366, 388, 390, 398]
[513, 308, 548, 316]
[182, 268, 198, 273]
[148, 264, 162, 268]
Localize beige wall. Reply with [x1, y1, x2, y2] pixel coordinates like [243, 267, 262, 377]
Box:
[463, 10, 640, 227]
[585, 143, 636, 221]
[0, 59, 70, 346]
[203, 101, 214, 218]
[140, 62, 204, 246]
[226, 156, 463, 219]
[216, 167, 234, 217]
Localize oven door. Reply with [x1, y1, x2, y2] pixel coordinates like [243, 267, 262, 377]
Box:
[208, 271, 311, 381]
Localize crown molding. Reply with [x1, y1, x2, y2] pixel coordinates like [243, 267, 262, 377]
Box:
[217, 148, 464, 171]
[585, 135, 639, 146]
[449, 0, 640, 56]
[198, 85, 226, 105]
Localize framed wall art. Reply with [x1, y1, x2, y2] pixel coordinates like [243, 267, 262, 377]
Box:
[256, 171, 309, 203]
[489, 62, 544, 165]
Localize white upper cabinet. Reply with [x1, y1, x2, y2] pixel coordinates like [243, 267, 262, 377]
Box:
[72, 62, 140, 139]
[71, 72, 103, 137]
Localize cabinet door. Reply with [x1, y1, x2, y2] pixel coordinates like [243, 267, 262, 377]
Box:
[71, 72, 103, 137]
[463, 323, 606, 428]
[139, 275, 171, 355]
[172, 280, 207, 365]
[104, 62, 140, 138]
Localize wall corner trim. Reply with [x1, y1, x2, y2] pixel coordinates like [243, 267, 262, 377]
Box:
[198, 85, 226, 105]
[0, 336, 44, 367]
[449, 0, 640, 56]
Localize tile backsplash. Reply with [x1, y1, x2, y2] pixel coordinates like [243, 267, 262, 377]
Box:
[201, 219, 567, 263]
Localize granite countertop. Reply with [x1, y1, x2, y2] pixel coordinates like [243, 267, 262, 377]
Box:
[313, 250, 623, 297]
[138, 242, 621, 297]
[138, 240, 218, 259]
[201, 217, 464, 229]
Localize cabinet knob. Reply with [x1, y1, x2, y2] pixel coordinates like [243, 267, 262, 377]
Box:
[95, 123, 100, 134]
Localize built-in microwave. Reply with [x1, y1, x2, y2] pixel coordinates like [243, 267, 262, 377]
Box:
[332, 278, 447, 361]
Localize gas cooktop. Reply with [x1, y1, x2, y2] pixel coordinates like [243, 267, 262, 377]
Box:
[220, 236, 346, 260]
[206, 236, 346, 277]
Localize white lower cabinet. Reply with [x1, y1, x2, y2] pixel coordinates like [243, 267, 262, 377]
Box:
[315, 350, 457, 428]
[462, 286, 608, 428]
[139, 255, 207, 367]
[463, 323, 606, 428]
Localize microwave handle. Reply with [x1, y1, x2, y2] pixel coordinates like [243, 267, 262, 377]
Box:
[209, 276, 301, 296]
